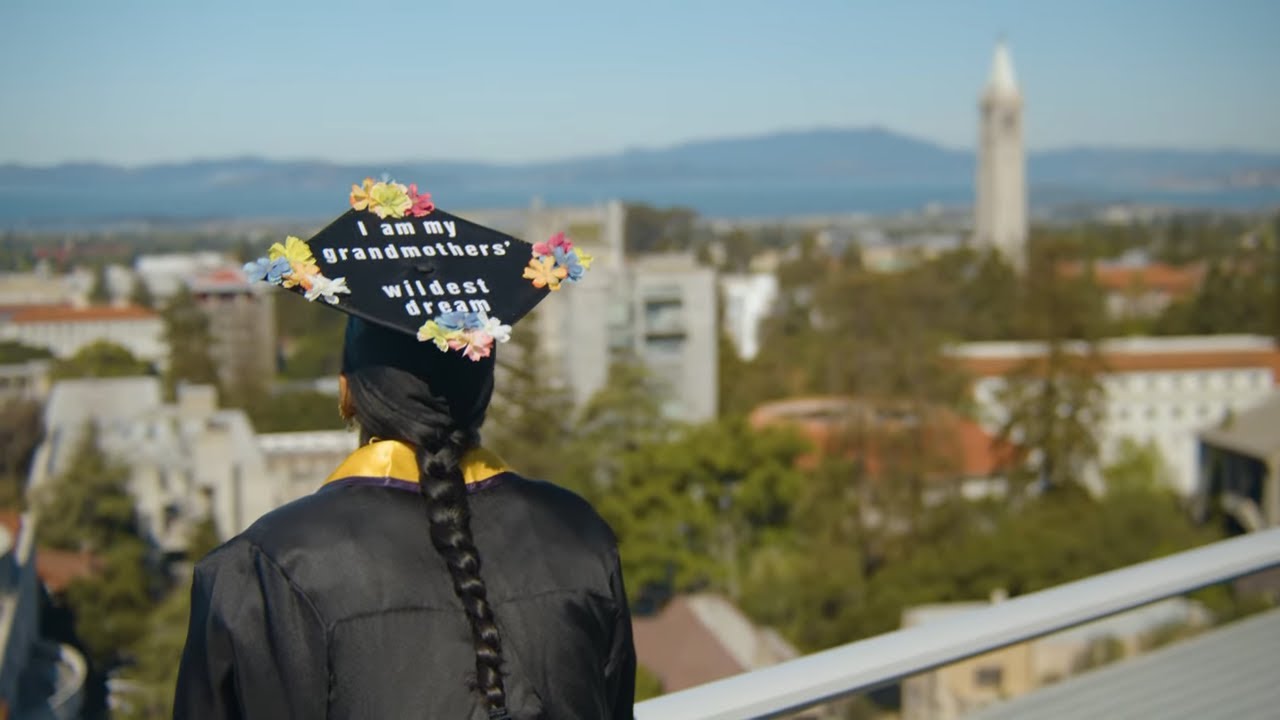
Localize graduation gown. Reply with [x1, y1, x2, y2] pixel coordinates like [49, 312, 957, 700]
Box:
[173, 442, 636, 720]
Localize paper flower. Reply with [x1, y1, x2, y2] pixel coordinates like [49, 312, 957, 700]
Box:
[243, 257, 292, 285]
[573, 247, 593, 270]
[477, 312, 512, 344]
[523, 255, 568, 291]
[304, 275, 351, 304]
[553, 246, 586, 282]
[462, 332, 494, 361]
[417, 320, 461, 351]
[349, 177, 376, 212]
[416, 311, 511, 361]
[407, 184, 435, 217]
[532, 232, 573, 257]
[367, 181, 413, 219]
[268, 236, 316, 266]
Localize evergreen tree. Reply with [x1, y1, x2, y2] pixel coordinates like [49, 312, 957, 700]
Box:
[87, 264, 111, 305]
[33, 422, 156, 669]
[0, 399, 42, 508]
[161, 285, 220, 398]
[128, 274, 155, 309]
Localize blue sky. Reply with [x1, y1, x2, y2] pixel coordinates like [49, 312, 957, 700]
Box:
[2, 0, 1277, 166]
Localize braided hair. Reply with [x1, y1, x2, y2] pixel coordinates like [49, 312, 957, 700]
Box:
[341, 317, 510, 716]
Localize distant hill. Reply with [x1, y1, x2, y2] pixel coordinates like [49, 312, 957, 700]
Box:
[2, 128, 1277, 226]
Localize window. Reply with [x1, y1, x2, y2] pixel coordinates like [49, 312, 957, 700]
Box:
[974, 666, 1004, 689]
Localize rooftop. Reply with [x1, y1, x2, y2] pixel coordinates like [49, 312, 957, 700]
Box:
[0, 304, 157, 324]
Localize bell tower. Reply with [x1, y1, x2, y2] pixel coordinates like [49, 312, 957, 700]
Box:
[973, 41, 1028, 271]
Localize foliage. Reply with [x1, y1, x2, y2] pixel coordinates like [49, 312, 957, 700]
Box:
[114, 579, 193, 720]
[244, 389, 347, 433]
[0, 339, 53, 364]
[185, 515, 222, 562]
[624, 203, 699, 256]
[34, 422, 157, 669]
[129, 275, 155, 309]
[161, 285, 220, 398]
[596, 416, 810, 609]
[634, 665, 664, 703]
[275, 291, 346, 379]
[0, 399, 42, 508]
[88, 263, 112, 305]
[487, 322, 575, 481]
[51, 340, 152, 380]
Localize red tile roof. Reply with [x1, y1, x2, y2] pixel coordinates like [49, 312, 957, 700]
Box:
[1059, 261, 1205, 297]
[0, 511, 100, 592]
[2, 304, 157, 324]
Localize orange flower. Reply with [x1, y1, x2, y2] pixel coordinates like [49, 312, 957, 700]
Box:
[349, 177, 376, 211]
[523, 256, 568, 291]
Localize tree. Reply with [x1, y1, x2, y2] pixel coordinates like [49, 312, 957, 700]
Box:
[486, 322, 575, 481]
[51, 340, 152, 379]
[244, 389, 346, 433]
[33, 422, 156, 669]
[0, 339, 53, 364]
[596, 417, 809, 609]
[0, 398, 42, 508]
[161, 285, 219, 398]
[113, 579, 191, 720]
[88, 264, 111, 305]
[128, 275, 155, 309]
[994, 237, 1107, 493]
[624, 203, 698, 256]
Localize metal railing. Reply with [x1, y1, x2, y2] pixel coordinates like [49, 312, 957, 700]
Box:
[633, 527, 1280, 720]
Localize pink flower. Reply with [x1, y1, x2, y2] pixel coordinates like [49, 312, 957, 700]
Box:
[532, 241, 551, 256]
[463, 332, 494, 361]
[547, 232, 573, 251]
[407, 184, 435, 217]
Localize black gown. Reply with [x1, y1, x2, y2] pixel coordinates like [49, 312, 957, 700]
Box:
[173, 444, 636, 720]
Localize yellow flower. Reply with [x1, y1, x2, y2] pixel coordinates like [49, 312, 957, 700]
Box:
[349, 177, 375, 211]
[367, 181, 412, 219]
[267, 236, 316, 266]
[523, 256, 568, 291]
[416, 320, 464, 351]
[283, 259, 320, 289]
[573, 247, 594, 270]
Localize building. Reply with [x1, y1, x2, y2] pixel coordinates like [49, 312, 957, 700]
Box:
[634, 594, 799, 694]
[966, 606, 1280, 720]
[902, 596, 1209, 720]
[1195, 392, 1280, 533]
[0, 514, 87, 720]
[0, 267, 82, 307]
[259, 430, 359, 505]
[133, 252, 230, 300]
[0, 360, 51, 402]
[0, 304, 165, 365]
[973, 41, 1028, 270]
[189, 267, 277, 390]
[1060, 254, 1205, 320]
[27, 379, 278, 552]
[949, 335, 1280, 496]
[488, 200, 719, 422]
[720, 273, 778, 360]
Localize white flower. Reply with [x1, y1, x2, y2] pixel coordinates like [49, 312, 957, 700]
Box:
[478, 312, 512, 343]
[305, 275, 352, 304]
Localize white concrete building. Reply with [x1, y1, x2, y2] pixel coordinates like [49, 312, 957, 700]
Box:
[0, 305, 165, 364]
[973, 41, 1028, 270]
[134, 252, 230, 300]
[475, 200, 720, 422]
[949, 335, 1280, 496]
[720, 273, 778, 361]
[30, 379, 268, 551]
[259, 431, 359, 506]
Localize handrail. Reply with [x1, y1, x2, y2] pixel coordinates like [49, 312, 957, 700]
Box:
[633, 527, 1280, 720]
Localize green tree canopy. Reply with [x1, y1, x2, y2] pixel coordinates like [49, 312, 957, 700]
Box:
[0, 339, 53, 364]
[51, 340, 152, 380]
[161, 285, 220, 397]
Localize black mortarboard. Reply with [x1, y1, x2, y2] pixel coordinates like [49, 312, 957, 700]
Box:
[243, 178, 592, 362]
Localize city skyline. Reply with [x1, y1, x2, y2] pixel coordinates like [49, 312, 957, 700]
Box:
[2, 1, 1278, 167]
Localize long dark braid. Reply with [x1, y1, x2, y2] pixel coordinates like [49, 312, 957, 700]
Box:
[342, 317, 509, 716]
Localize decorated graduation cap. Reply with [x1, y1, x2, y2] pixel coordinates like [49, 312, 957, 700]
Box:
[243, 178, 591, 361]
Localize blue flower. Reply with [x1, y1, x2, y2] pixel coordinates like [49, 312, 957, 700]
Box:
[462, 311, 485, 330]
[436, 311, 468, 331]
[553, 246, 585, 282]
[243, 256, 292, 285]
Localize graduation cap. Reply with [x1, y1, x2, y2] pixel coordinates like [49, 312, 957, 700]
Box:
[243, 178, 592, 361]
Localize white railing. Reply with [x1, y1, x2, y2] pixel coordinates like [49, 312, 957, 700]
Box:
[633, 527, 1280, 720]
